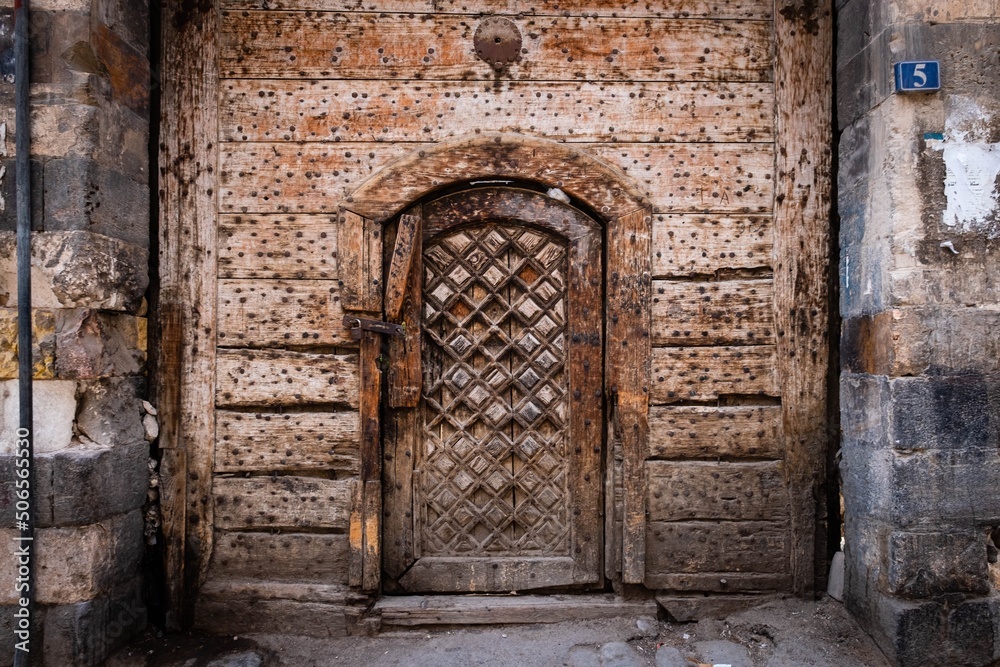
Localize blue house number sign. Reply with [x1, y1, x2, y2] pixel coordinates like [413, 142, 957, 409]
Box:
[894, 61, 941, 93]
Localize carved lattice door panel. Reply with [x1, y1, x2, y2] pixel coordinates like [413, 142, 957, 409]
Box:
[383, 188, 604, 593]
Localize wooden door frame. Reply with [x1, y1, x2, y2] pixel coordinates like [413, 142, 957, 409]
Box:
[382, 187, 606, 592]
[338, 134, 653, 591]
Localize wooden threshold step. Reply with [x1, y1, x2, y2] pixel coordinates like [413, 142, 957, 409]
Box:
[375, 594, 657, 628]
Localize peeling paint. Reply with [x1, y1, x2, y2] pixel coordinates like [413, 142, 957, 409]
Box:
[928, 98, 1000, 236]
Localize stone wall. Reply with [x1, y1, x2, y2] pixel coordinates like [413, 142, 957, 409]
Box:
[0, 0, 150, 664]
[837, 1, 1000, 665]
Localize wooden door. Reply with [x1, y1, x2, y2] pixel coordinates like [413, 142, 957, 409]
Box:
[383, 187, 604, 593]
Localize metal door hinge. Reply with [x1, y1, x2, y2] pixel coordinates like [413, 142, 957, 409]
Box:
[342, 315, 404, 340]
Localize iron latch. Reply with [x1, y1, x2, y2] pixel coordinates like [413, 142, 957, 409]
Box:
[342, 315, 404, 340]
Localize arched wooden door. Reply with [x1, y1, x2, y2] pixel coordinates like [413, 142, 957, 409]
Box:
[382, 187, 604, 593]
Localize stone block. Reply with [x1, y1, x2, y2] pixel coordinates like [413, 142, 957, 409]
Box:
[839, 436, 893, 521]
[654, 594, 779, 622]
[839, 373, 888, 442]
[870, 594, 998, 667]
[889, 447, 1000, 528]
[36, 439, 148, 527]
[838, 114, 891, 318]
[43, 158, 150, 247]
[93, 0, 150, 58]
[843, 516, 887, 628]
[54, 310, 146, 379]
[835, 24, 892, 131]
[845, 308, 1000, 376]
[836, 0, 890, 72]
[91, 18, 151, 116]
[0, 308, 56, 380]
[888, 374, 1000, 451]
[887, 530, 990, 597]
[0, 378, 77, 454]
[0, 231, 148, 312]
[75, 376, 145, 448]
[41, 579, 145, 667]
[0, 9, 91, 85]
[0, 510, 143, 605]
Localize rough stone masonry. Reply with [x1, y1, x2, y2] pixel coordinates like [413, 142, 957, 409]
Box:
[837, 0, 1000, 665]
[0, 0, 151, 664]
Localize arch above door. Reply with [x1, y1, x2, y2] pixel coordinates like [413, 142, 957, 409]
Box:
[339, 134, 653, 591]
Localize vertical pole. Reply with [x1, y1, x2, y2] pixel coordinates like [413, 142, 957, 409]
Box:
[13, 0, 34, 665]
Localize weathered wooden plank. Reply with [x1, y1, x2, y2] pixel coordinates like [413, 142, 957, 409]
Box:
[156, 447, 185, 630]
[348, 479, 363, 587]
[216, 349, 359, 408]
[606, 207, 651, 584]
[220, 80, 773, 144]
[399, 557, 602, 593]
[217, 279, 352, 347]
[652, 215, 773, 277]
[157, 0, 219, 629]
[652, 279, 774, 346]
[338, 211, 382, 312]
[587, 143, 774, 213]
[644, 572, 790, 592]
[213, 476, 352, 530]
[218, 214, 339, 279]
[198, 579, 353, 603]
[210, 531, 350, 583]
[376, 594, 658, 627]
[359, 330, 381, 592]
[650, 345, 778, 404]
[220, 142, 772, 215]
[645, 521, 788, 574]
[646, 461, 788, 521]
[774, 0, 832, 596]
[387, 227, 422, 408]
[382, 409, 417, 579]
[221, 12, 773, 82]
[221, 0, 774, 21]
[215, 410, 360, 473]
[384, 209, 420, 322]
[648, 405, 782, 460]
[362, 479, 381, 592]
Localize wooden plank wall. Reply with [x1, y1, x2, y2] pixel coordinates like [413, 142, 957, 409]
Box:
[210, 0, 795, 600]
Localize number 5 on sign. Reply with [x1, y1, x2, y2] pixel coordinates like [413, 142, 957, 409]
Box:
[894, 61, 941, 93]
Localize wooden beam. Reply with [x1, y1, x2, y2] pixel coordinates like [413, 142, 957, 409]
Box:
[220, 0, 775, 21]
[220, 11, 773, 82]
[606, 207, 652, 584]
[215, 410, 360, 473]
[157, 0, 219, 629]
[359, 330, 382, 592]
[220, 80, 774, 144]
[219, 141, 767, 218]
[383, 208, 421, 322]
[773, 0, 833, 596]
[338, 211, 383, 312]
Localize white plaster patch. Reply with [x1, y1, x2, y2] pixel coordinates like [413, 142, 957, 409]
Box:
[928, 97, 1000, 236]
[940, 142, 1000, 233]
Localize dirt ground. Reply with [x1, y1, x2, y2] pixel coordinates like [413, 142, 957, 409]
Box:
[107, 596, 892, 667]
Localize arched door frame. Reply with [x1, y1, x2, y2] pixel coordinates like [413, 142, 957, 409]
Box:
[338, 134, 653, 591]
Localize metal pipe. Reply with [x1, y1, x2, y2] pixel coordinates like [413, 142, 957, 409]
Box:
[13, 0, 34, 664]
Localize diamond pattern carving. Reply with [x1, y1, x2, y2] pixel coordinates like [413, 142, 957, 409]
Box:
[421, 223, 570, 556]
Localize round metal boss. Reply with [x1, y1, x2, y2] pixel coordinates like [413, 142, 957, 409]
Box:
[474, 17, 522, 69]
